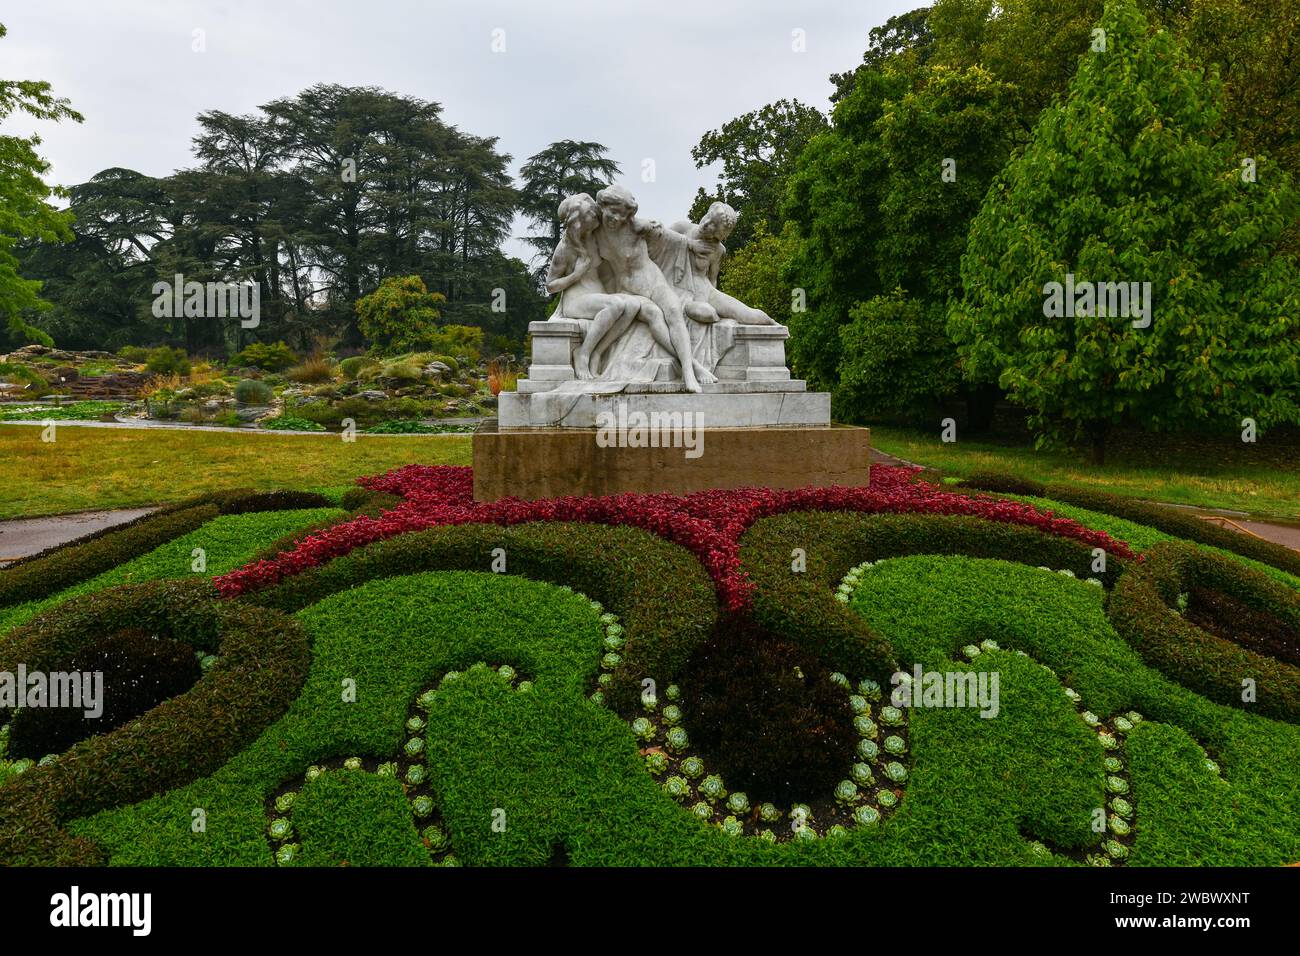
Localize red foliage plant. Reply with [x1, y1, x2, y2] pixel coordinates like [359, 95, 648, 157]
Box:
[214, 465, 1133, 610]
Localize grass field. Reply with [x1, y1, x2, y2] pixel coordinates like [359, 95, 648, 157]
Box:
[870, 425, 1300, 519]
[0, 426, 472, 519]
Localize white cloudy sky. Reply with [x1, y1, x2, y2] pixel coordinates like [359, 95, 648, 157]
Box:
[4, 0, 912, 260]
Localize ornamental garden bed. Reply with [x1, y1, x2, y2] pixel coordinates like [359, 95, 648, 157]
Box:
[0, 465, 1297, 866]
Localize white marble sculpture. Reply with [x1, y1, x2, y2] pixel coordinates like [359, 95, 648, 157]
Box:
[498, 184, 829, 428]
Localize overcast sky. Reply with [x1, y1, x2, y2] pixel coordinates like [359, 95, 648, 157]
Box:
[4, 0, 912, 261]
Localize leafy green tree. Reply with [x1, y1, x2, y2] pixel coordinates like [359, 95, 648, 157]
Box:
[718, 221, 800, 327]
[948, 0, 1300, 463]
[782, 62, 1019, 423]
[782, 71, 903, 388]
[1162, 0, 1300, 226]
[355, 275, 446, 354]
[690, 99, 828, 253]
[0, 22, 83, 348]
[927, 0, 1103, 116]
[838, 292, 962, 422]
[518, 140, 621, 269]
[831, 7, 936, 101]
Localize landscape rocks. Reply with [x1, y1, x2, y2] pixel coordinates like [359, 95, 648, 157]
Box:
[235, 405, 273, 423]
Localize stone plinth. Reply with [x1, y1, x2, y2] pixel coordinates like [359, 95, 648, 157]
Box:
[472, 420, 871, 502]
[497, 381, 827, 429]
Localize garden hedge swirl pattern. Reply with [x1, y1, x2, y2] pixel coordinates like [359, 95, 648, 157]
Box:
[1, 468, 1297, 866]
[0, 579, 310, 866]
[1107, 542, 1300, 722]
[264, 663, 532, 867]
[214, 464, 1133, 610]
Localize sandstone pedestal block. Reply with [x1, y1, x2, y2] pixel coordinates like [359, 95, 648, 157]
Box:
[472, 420, 871, 502]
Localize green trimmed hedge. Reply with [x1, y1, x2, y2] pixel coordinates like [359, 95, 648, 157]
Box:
[0, 579, 309, 865]
[338, 486, 404, 514]
[1107, 542, 1300, 723]
[741, 512, 1122, 682]
[0, 490, 332, 609]
[0, 505, 219, 608]
[957, 473, 1300, 579]
[241, 521, 716, 713]
[241, 488, 405, 566]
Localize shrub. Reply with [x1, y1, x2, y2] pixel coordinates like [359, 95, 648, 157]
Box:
[956, 472, 1300, 579]
[0, 362, 51, 396]
[145, 346, 191, 377]
[338, 487, 405, 513]
[339, 356, 376, 380]
[382, 397, 432, 420]
[682, 615, 857, 805]
[0, 505, 219, 607]
[261, 416, 326, 432]
[741, 511, 1121, 682]
[240, 522, 717, 713]
[242, 490, 402, 565]
[958, 472, 1048, 497]
[1107, 542, 1300, 722]
[382, 361, 422, 384]
[117, 345, 151, 364]
[7, 629, 203, 760]
[285, 356, 334, 384]
[234, 341, 296, 372]
[233, 379, 274, 405]
[295, 396, 378, 428]
[837, 294, 960, 423]
[355, 276, 447, 355]
[0, 580, 310, 865]
[425, 325, 484, 362]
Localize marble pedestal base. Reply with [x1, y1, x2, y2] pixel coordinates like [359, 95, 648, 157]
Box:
[497, 382, 830, 429]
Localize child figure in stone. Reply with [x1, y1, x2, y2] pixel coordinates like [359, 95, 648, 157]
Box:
[668, 201, 777, 326]
[547, 190, 713, 385]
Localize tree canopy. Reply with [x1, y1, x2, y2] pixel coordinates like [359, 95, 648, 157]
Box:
[948, 0, 1300, 461]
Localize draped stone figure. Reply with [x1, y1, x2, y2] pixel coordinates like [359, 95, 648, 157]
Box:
[501, 183, 825, 429]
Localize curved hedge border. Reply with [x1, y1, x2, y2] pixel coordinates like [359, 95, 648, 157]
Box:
[0, 578, 310, 866]
[240, 521, 717, 713]
[956, 473, 1300, 579]
[1106, 542, 1300, 723]
[241, 488, 405, 567]
[741, 512, 1124, 682]
[0, 489, 334, 609]
[0, 505, 219, 608]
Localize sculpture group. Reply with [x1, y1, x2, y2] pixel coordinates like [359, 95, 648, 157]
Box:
[545, 184, 776, 392]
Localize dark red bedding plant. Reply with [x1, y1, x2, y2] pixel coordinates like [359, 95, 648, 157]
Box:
[214, 465, 1133, 609]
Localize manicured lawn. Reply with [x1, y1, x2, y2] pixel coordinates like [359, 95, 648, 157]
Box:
[3, 466, 1296, 866]
[870, 424, 1300, 519]
[0, 426, 471, 518]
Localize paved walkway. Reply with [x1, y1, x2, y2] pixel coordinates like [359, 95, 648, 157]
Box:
[0, 507, 158, 566]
